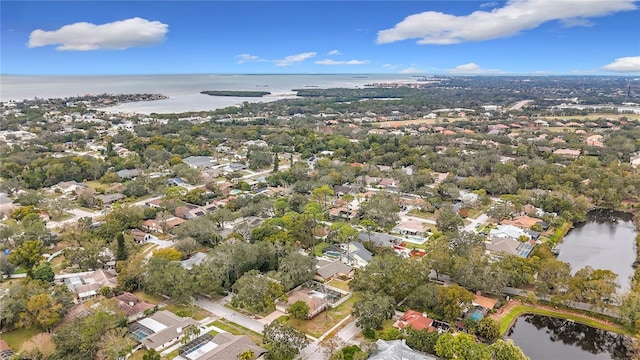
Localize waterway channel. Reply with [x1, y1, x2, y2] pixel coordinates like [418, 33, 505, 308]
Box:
[506, 314, 628, 359]
[556, 209, 637, 291]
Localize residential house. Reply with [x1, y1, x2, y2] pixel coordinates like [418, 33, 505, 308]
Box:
[167, 178, 187, 187]
[95, 193, 125, 206]
[64, 269, 118, 301]
[142, 217, 186, 234]
[182, 156, 217, 169]
[175, 204, 207, 220]
[131, 310, 199, 351]
[553, 148, 580, 159]
[116, 169, 141, 180]
[131, 229, 158, 244]
[369, 339, 437, 360]
[280, 288, 327, 319]
[394, 310, 436, 332]
[113, 292, 155, 322]
[473, 294, 498, 314]
[586, 134, 604, 148]
[51, 180, 87, 194]
[393, 219, 430, 240]
[489, 224, 531, 241]
[378, 178, 399, 191]
[315, 259, 354, 282]
[485, 236, 536, 259]
[182, 333, 266, 360]
[343, 242, 373, 268]
[501, 215, 544, 230]
[357, 232, 402, 248]
[329, 207, 357, 221]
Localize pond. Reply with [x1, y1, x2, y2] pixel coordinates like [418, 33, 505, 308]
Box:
[506, 314, 629, 360]
[556, 209, 637, 290]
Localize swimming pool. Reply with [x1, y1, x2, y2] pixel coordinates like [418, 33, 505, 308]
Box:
[468, 308, 484, 322]
[324, 251, 341, 258]
[131, 329, 150, 340]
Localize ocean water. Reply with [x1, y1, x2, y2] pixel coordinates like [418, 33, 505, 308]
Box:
[0, 74, 412, 114]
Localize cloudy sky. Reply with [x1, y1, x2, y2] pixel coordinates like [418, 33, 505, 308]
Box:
[1, 0, 639, 75]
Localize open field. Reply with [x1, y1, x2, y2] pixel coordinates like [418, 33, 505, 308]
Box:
[0, 327, 42, 350]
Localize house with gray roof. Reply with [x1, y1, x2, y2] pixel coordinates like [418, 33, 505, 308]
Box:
[179, 333, 266, 360]
[315, 259, 354, 282]
[131, 310, 199, 352]
[344, 242, 373, 268]
[357, 232, 402, 248]
[116, 169, 141, 179]
[369, 339, 436, 360]
[182, 156, 217, 169]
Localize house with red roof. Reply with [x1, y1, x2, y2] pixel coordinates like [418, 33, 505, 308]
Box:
[394, 310, 436, 332]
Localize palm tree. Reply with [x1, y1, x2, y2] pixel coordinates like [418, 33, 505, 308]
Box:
[238, 349, 255, 360]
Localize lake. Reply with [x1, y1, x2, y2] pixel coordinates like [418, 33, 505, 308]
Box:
[506, 314, 629, 360]
[556, 209, 637, 291]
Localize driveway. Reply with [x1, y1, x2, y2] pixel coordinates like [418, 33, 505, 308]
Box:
[194, 297, 264, 333]
[464, 213, 489, 232]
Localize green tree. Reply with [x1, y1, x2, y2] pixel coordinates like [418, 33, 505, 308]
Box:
[8, 240, 43, 277]
[152, 247, 183, 261]
[116, 232, 128, 261]
[352, 292, 395, 331]
[436, 284, 474, 324]
[535, 257, 571, 296]
[476, 317, 500, 341]
[489, 339, 529, 360]
[20, 293, 62, 331]
[98, 327, 136, 360]
[435, 208, 464, 234]
[288, 300, 310, 320]
[238, 349, 256, 360]
[359, 192, 400, 229]
[231, 270, 284, 313]
[351, 254, 430, 303]
[32, 261, 55, 282]
[273, 153, 280, 173]
[435, 332, 491, 360]
[620, 292, 640, 331]
[276, 252, 317, 290]
[142, 349, 161, 360]
[311, 185, 335, 213]
[263, 321, 309, 360]
[405, 327, 440, 355]
[568, 266, 619, 309]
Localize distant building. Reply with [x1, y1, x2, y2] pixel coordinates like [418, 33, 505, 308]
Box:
[182, 156, 217, 169]
[130, 310, 199, 352]
[369, 339, 437, 360]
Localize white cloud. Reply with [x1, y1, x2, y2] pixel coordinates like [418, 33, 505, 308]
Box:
[480, 2, 498, 8]
[29, 17, 168, 51]
[377, 0, 636, 45]
[328, 49, 341, 55]
[315, 59, 369, 65]
[236, 54, 263, 64]
[602, 56, 640, 72]
[383, 64, 398, 70]
[274, 52, 317, 67]
[400, 67, 424, 74]
[450, 63, 503, 74]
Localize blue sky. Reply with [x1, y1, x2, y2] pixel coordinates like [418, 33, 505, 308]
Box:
[1, 0, 639, 75]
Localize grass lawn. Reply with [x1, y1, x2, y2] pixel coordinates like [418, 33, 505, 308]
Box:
[165, 350, 179, 359]
[313, 241, 331, 257]
[407, 209, 434, 220]
[327, 279, 351, 292]
[128, 350, 145, 360]
[132, 290, 165, 305]
[0, 327, 43, 350]
[496, 304, 629, 336]
[164, 303, 211, 321]
[50, 255, 66, 272]
[211, 320, 263, 345]
[286, 293, 360, 339]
